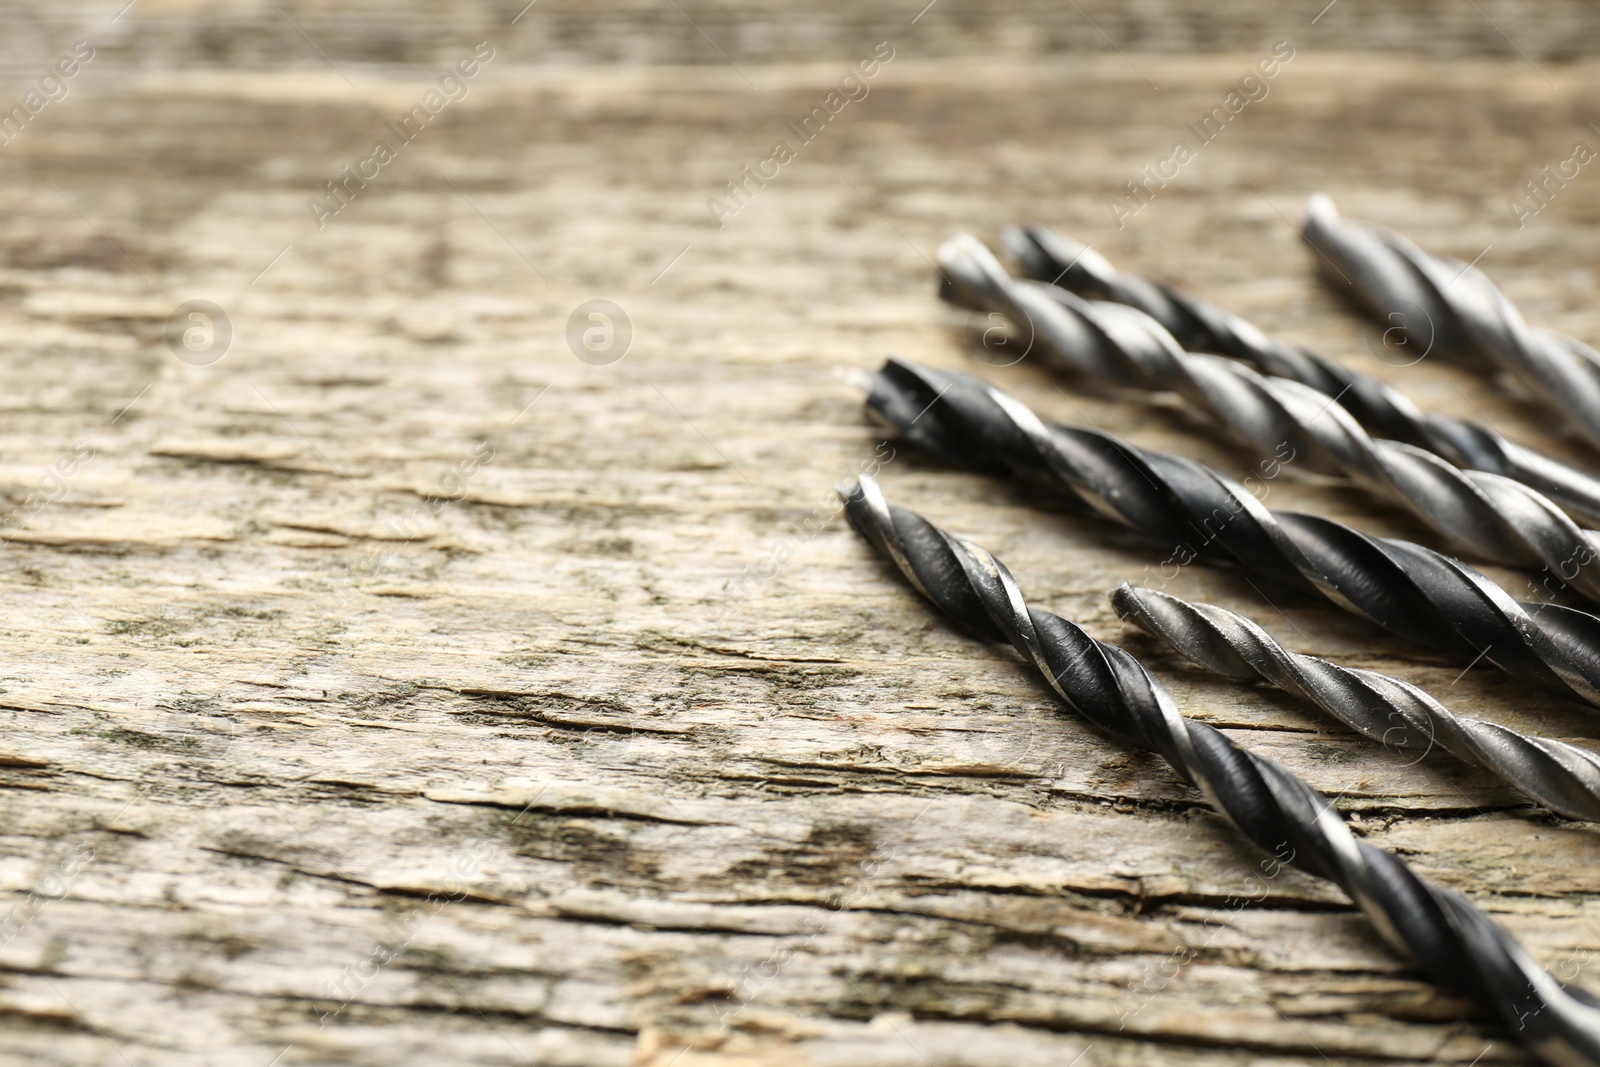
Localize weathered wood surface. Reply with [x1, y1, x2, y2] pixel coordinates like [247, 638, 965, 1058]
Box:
[1, 5, 1600, 1065]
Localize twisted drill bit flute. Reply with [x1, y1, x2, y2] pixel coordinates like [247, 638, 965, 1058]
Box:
[842, 473, 1600, 1064]
[1301, 194, 1600, 453]
[866, 356, 1600, 710]
[936, 233, 1600, 603]
[999, 222, 1600, 526]
[1110, 582, 1600, 821]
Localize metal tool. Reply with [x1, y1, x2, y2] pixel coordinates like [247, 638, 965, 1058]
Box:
[842, 473, 1600, 1065]
[997, 222, 1600, 526]
[1301, 194, 1600, 454]
[865, 356, 1600, 710]
[1113, 582, 1600, 821]
[936, 233, 1600, 603]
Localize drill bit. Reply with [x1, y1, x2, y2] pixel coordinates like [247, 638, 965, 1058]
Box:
[866, 356, 1600, 711]
[1301, 194, 1600, 453]
[935, 233, 1600, 604]
[999, 222, 1600, 526]
[842, 473, 1600, 1065]
[1110, 582, 1600, 821]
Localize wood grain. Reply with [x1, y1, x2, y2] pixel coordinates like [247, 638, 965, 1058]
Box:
[0, 6, 1598, 1064]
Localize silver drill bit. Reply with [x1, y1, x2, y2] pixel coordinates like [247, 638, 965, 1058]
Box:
[1000, 222, 1600, 526]
[842, 473, 1600, 1065]
[936, 233, 1600, 603]
[1301, 194, 1600, 454]
[1111, 582, 1600, 821]
[866, 356, 1600, 710]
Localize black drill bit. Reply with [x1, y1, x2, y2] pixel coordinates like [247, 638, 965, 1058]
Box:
[934, 233, 1600, 600]
[842, 472, 1600, 1064]
[998, 221, 1600, 526]
[1301, 194, 1600, 453]
[1111, 582, 1600, 821]
[865, 356, 1600, 710]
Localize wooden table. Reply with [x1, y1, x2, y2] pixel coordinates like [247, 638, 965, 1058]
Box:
[0, 4, 1598, 1064]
